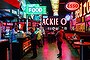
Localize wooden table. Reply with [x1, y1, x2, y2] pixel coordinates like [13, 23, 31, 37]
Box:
[74, 42, 90, 60]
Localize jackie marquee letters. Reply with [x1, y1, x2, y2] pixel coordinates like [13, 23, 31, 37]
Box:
[42, 17, 67, 26]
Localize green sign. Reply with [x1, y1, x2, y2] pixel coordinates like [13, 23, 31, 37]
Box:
[27, 4, 40, 7]
[25, 4, 47, 14]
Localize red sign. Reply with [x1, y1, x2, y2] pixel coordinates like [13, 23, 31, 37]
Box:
[65, 2, 79, 11]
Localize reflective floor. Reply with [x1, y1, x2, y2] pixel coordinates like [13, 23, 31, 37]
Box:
[22, 39, 80, 60]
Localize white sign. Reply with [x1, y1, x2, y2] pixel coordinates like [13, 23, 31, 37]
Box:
[43, 18, 59, 25]
[43, 17, 67, 26]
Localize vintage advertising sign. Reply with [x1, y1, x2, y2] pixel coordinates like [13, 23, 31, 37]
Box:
[65, 2, 79, 11]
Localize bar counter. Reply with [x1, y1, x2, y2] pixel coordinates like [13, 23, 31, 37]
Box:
[0, 39, 9, 60]
[12, 37, 31, 60]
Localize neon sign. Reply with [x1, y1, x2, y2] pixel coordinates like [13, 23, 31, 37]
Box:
[50, 0, 59, 16]
[25, 4, 47, 14]
[43, 17, 67, 26]
[65, 2, 79, 11]
[75, 0, 90, 18]
[65, 14, 70, 21]
[61, 18, 67, 25]
[43, 18, 59, 25]
[29, 8, 42, 13]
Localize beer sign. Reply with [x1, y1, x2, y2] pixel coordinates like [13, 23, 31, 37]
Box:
[65, 2, 79, 11]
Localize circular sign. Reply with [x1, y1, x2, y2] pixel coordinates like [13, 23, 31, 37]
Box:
[65, 2, 79, 11]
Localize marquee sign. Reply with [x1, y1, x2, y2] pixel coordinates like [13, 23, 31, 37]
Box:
[61, 18, 67, 25]
[65, 2, 79, 11]
[42, 17, 67, 26]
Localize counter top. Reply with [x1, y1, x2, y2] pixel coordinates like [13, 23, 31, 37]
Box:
[74, 42, 90, 46]
[0, 39, 8, 43]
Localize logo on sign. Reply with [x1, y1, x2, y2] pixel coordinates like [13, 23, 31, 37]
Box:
[65, 2, 79, 11]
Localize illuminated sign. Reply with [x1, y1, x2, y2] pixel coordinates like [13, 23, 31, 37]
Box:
[65, 2, 79, 11]
[85, 14, 90, 21]
[75, 0, 90, 18]
[76, 23, 85, 32]
[25, 4, 47, 14]
[43, 18, 59, 25]
[61, 18, 67, 25]
[75, 3, 82, 18]
[65, 14, 70, 21]
[33, 15, 40, 21]
[7, 23, 13, 26]
[50, 0, 59, 16]
[43, 17, 67, 26]
[29, 8, 42, 13]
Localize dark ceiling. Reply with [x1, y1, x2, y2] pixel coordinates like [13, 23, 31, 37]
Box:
[28, 0, 70, 16]
[27, 0, 83, 16]
[0, 0, 18, 9]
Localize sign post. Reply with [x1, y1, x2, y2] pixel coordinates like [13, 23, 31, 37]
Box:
[24, 4, 47, 33]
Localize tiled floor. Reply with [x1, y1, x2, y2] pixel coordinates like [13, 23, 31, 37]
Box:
[22, 39, 80, 60]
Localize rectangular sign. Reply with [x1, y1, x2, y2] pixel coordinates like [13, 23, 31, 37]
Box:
[25, 4, 47, 14]
[76, 23, 85, 32]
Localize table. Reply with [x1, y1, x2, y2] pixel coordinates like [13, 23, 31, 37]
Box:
[74, 42, 90, 45]
[67, 38, 80, 44]
[0, 39, 8, 43]
[74, 42, 90, 60]
[11, 37, 31, 60]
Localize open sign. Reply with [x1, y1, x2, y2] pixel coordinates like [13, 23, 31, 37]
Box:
[65, 2, 79, 11]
